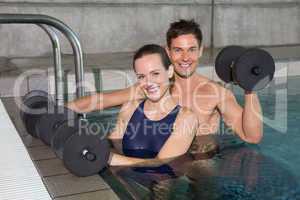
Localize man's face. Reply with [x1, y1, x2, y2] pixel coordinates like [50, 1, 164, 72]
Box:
[167, 34, 202, 78]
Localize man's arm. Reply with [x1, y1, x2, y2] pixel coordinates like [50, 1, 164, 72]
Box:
[217, 87, 263, 144]
[66, 83, 144, 113]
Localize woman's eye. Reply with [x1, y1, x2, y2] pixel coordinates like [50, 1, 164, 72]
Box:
[137, 75, 144, 80]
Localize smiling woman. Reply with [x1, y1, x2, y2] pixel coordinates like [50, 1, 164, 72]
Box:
[134, 46, 173, 103]
[107, 44, 198, 168]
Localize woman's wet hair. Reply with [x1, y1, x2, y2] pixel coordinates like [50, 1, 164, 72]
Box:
[133, 44, 171, 70]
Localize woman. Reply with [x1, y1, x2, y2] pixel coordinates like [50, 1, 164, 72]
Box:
[107, 44, 198, 167]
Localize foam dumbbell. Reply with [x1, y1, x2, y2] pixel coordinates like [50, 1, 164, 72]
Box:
[215, 46, 275, 91]
[20, 90, 52, 138]
[62, 127, 110, 177]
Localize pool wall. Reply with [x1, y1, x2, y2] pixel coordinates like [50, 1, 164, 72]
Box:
[0, 46, 298, 98]
[0, 1, 299, 57]
[0, 1, 299, 97]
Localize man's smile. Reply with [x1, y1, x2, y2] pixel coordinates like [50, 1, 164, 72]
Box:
[179, 62, 192, 69]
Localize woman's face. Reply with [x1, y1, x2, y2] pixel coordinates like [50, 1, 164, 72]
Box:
[134, 53, 173, 102]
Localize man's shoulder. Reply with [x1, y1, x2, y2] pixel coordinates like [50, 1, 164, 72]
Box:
[196, 73, 223, 85]
[194, 74, 226, 94]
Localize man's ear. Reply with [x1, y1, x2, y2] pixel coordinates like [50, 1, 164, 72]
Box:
[165, 46, 171, 58]
[198, 45, 204, 58]
[168, 64, 174, 78]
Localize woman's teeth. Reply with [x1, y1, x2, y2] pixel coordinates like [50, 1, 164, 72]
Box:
[147, 86, 158, 93]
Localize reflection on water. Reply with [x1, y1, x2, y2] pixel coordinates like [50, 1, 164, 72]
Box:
[110, 143, 300, 200]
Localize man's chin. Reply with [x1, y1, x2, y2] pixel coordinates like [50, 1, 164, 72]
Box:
[175, 70, 195, 78]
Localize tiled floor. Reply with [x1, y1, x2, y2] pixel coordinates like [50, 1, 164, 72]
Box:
[1, 97, 119, 200]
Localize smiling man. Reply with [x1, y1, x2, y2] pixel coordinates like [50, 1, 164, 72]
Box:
[67, 19, 263, 148]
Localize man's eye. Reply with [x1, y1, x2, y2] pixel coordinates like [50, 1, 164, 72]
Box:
[153, 72, 160, 76]
[173, 49, 181, 53]
[137, 76, 144, 80]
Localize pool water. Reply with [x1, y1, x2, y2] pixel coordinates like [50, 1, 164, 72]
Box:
[235, 77, 300, 180]
[97, 76, 300, 200]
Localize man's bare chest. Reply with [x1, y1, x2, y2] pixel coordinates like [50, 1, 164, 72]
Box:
[172, 90, 218, 118]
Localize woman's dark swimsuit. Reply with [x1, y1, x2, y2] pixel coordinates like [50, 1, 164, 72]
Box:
[122, 100, 180, 174]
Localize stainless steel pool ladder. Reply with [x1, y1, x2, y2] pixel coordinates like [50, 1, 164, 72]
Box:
[0, 14, 85, 105]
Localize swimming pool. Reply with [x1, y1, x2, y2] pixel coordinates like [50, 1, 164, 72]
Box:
[97, 76, 300, 200]
[236, 76, 300, 179]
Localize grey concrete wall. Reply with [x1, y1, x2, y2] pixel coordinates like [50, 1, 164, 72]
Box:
[215, 0, 298, 3]
[0, 0, 211, 3]
[214, 1, 300, 47]
[0, 0, 299, 57]
[0, 2, 212, 57]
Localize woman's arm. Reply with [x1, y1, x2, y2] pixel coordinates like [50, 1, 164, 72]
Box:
[156, 107, 198, 159]
[108, 107, 198, 167]
[108, 100, 140, 153]
[107, 101, 168, 167]
[67, 83, 145, 113]
[108, 151, 174, 167]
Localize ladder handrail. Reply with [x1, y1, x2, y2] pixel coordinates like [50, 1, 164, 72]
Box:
[0, 14, 85, 99]
[38, 24, 64, 105]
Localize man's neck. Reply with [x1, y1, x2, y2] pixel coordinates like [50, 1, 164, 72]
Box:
[174, 72, 199, 91]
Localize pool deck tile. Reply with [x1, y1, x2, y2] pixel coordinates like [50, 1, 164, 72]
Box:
[54, 189, 119, 200]
[27, 145, 57, 161]
[21, 134, 45, 147]
[1, 97, 120, 200]
[43, 174, 109, 198]
[35, 158, 69, 177]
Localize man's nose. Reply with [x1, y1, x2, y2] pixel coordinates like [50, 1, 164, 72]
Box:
[182, 52, 189, 61]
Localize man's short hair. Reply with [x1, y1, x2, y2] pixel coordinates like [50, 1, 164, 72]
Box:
[166, 19, 203, 48]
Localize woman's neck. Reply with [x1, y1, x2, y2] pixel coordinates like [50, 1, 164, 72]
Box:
[144, 91, 177, 119]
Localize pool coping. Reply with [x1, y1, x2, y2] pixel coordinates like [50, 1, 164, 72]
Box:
[1, 97, 120, 200]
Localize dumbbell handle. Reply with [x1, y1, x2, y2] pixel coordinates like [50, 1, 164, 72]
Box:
[251, 66, 262, 76]
[82, 149, 96, 161]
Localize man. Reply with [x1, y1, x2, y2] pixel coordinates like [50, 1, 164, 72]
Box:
[67, 19, 262, 147]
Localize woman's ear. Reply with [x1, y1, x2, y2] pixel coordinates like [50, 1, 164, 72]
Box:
[168, 64, 174, 78]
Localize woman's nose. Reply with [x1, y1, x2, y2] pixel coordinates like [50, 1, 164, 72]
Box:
[141, 75, 151, 84]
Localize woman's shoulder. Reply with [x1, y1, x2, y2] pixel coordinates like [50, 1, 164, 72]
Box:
[122, 99, 144, 109]
[119, 99, 144, 116]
